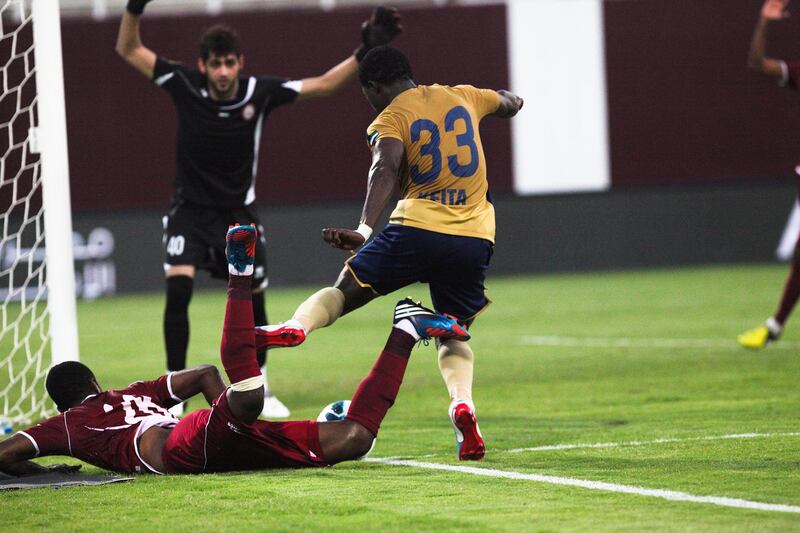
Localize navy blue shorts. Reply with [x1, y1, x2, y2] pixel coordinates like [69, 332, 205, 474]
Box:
[346, 225, 493, 322]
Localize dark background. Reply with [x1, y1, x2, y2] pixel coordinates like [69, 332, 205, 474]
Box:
[56, 0, 800, 215]
[604, 0, 800, 187]
[61, 4, 512, 212]
[48, 0, 800, 292]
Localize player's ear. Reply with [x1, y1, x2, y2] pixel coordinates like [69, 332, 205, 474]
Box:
[197, 57, 207, 74]
[238, 54, 245, 70]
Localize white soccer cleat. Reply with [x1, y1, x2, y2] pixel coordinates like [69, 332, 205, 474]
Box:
[261, 394, 290, 419]
[168, 401, 186, 418]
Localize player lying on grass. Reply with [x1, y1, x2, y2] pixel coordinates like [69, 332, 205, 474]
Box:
[740, 0, 800, 349]
[116, 0, 402, 418]
[0, 225, 468, 475]
[257, 46, 523, 461]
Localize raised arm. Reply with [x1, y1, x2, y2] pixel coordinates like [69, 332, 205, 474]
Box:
[493, 89, 524, 118]
[322, 137, 404, 250]
[296, 56, 359, 101]
[748, 0, 791, 79]
[297, 6, 402, 101]
[169, 365, 226, 406]
[115, 0, 157, 79]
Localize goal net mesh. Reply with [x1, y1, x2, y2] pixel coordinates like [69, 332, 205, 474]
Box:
[0, 0, 56, 425]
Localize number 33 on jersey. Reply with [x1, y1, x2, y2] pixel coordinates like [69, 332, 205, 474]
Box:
[366, 84, 502, 243]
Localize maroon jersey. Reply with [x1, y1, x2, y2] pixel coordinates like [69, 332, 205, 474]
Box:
[18, 375, 182, 474]
[162, 391, 327, 473]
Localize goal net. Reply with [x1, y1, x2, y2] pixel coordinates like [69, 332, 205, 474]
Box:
[0, 0, 79, 427]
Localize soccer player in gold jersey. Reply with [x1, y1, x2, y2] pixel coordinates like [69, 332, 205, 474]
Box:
[260, 46, 523, 460]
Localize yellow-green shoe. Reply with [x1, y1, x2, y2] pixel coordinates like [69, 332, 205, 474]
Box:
[737, 325, 773, 349]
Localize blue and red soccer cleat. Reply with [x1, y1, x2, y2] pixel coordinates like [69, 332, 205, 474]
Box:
[225, 224, 257, 275]
[392, 298, 471, 342]
[450, 400, 485, 461]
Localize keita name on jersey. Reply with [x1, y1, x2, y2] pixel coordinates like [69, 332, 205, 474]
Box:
[417, 188, 467, 205]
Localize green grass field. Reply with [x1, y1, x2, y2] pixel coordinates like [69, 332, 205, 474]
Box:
[2, 264, 800, 531]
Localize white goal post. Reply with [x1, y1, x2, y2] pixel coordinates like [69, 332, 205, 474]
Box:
[0, 0, 79, 426]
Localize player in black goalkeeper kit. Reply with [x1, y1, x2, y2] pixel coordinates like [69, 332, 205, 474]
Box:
[116, 0, 402, 418]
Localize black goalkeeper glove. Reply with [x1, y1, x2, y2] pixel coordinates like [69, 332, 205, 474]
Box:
[354, 6, 403, 62]
[126, 0, 153, 16]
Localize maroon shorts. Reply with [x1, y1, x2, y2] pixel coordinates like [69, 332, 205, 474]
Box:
[161, 392, 328, 473]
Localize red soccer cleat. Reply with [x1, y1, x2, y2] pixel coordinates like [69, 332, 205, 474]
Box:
[450, 401, 485, 461]
[254, 322, 307, 348]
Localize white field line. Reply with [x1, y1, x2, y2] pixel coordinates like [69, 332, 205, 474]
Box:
[519, 335, 800, 350]
[376, 431, 800, 460]
[364, 458, 800, 514]
[506, 431, 800, 454]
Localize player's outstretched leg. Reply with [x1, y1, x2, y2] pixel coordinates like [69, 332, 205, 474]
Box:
[318, 298, 469, 464]
[438, 339, 484, 461]
[254, 287, 346, 348]
[393, 297, 484, 460]
[220, 224, 266, 424]
[738, 257, 800, 349]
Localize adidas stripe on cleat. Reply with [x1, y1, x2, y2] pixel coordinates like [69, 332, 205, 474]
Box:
[226, 224, 257, 275]
[393, 298, 470, 342]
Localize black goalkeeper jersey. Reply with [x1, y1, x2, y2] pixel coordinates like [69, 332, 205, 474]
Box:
[153, 57, 299, 208]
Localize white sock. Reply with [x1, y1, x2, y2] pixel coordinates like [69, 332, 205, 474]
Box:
[766, 317, 783, 337]
[394, 319, 420, 341]
[284, 318, 307, 333]
[261, 366, 271, 396]
[228, 264, 254, 276]
[450, 398, 475, 412]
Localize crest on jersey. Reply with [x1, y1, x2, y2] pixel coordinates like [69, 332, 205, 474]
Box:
[242, 103, 256, 121]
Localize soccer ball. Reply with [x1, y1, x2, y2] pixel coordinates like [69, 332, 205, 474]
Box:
[317, 400, 351, 422]
[316, 400, 376, 458]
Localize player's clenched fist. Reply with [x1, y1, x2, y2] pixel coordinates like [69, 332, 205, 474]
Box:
[355, 6, 403, 62]
[761, 0, 790, 21]
[322, 228, 366, 251]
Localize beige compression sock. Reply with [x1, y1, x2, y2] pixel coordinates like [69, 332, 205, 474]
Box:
[292, 287, 345, 333]
[437, 339, 475, 402]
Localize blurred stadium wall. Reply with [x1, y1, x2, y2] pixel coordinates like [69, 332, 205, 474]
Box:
[51, 0, 799, 294]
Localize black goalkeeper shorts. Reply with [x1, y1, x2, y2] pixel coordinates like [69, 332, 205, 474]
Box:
[162, 201, 268, 287]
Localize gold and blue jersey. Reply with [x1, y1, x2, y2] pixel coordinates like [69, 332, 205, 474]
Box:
[366, 84, 501, 243]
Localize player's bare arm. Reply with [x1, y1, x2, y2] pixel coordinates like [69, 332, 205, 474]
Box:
[322, 137, 404, 250]
[748, 0, 790, 78]
[115, 0, 157, 79]
[297, 57, 359, 101]
[169, 365, 226, 406]
[494, 90, 524, 118]
[0, 434, 81, 476]
[297, 6, 402, 101]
